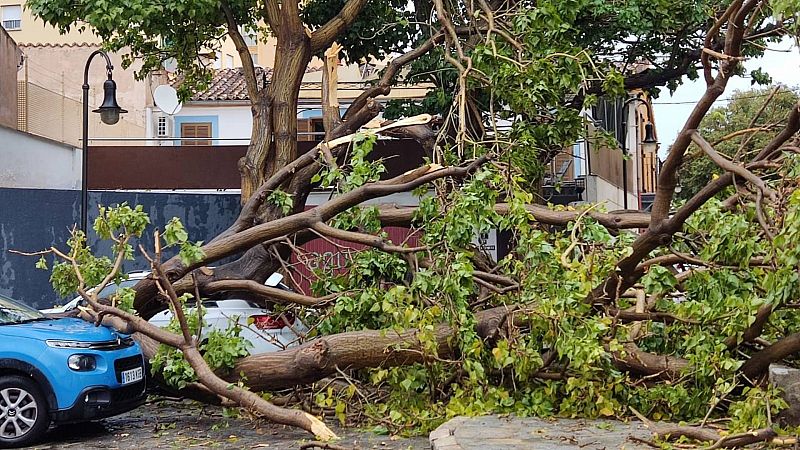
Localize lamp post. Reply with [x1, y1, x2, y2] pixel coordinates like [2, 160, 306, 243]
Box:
[620, 95, 658, 210]
[81, 50, 127, 233]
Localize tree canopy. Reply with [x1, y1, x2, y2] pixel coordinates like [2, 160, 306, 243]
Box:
[24, 0, 800, 445]
[678, 86, 800, 200]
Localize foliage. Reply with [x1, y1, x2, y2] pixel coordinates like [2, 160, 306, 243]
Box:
[728, 386, 789, 433]
[164, 217, 206, 266]
[40, 203, 149, 298]
[201, 323, 252, 373]
[267, 190, 294, 216]
[304, 154, 800, 434]
[24, 0, 800, 441]
[151, 302, 252, 389]
[384, 0, 786, 188]
[302, 0, 414, 62]
[677, 87, 800, 200]
[39, 207, 247, 390]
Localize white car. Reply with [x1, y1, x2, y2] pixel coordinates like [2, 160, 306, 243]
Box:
[41, 272, 308, 354]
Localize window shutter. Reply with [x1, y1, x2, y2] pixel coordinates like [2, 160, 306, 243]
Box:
[297, 119, 312, 142]
[181, 122, 212, 146]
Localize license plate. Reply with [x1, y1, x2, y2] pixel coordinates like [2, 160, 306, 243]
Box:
[120, 366, 143, 385]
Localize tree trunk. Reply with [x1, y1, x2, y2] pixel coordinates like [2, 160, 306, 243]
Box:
[262, 34, 312, 197]
[125, 306, 516, 392]
[240, 28, 312, 205]
[240, 91, 273, 204]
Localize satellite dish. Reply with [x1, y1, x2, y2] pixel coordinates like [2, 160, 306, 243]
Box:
[153, 85, 182, 115]
[162, 57, 178, 73]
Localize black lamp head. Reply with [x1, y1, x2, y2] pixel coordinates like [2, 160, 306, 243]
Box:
[643, 122, 657, 144]
[93, 77, 127, 125]
[642, 122, 658, 155]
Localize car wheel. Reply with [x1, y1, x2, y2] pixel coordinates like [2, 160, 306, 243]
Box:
[0, 375, 50, 448]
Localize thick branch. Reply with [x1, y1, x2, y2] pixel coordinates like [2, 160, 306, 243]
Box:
[690, 131, 776, 201]
[222, 2, 260, 104]
[309, 0, 371, 52]
[344, 32, 445, 121]
[263, 0, 282, 35]
[613, 309, 699, 325]
[375, 203, 651, 230]
[741, 332, 800, 380]
[312, 222, 427, 254]
[611, 344, 690, 380]
[204, 280, 337, 307]
[224, 305, 514, 390]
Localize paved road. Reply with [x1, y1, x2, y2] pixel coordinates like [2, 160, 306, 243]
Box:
[430, 416, 652, 450]
[31, 400, 429, 449]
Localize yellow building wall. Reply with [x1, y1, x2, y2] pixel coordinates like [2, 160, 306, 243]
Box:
[0, 0, 100, 45]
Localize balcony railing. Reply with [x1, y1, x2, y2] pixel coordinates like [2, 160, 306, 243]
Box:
[542, 175, 586, 206]
[1, 19, 21, 30]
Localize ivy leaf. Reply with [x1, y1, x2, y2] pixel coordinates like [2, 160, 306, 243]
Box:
[642, 265, 679, 295]
[164, 217, 189, 246]
[179, 241, 205, 266]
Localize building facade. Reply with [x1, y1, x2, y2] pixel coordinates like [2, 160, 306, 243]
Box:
[153, 64, 431, 146]
[543, 94, 660, 211]
[0, 26, 20, 128]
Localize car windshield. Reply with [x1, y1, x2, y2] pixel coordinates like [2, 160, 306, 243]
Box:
[0, 294, 46, 324]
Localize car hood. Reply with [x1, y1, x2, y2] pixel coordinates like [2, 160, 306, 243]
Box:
[0, 318, 124, 342]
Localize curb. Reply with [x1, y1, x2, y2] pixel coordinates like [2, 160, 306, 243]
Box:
[428, 417, 465, 450]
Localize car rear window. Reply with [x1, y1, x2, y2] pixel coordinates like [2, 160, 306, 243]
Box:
[95, 279, 139, 300]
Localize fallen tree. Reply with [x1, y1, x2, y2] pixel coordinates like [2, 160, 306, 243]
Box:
[24, 0, 800, 445]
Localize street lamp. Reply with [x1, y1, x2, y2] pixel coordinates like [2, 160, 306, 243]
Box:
[642, 122, 658, 156]
[620, 95, 658, 210]
[81, 50, 127, 233]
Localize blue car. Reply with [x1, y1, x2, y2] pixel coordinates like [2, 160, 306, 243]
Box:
[0, 293, 146, 447]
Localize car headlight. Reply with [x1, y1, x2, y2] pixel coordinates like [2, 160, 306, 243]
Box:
[68, 354, 97, 371]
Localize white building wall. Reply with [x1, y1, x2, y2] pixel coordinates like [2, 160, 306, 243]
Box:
[0, 125, 80, 189]
[173, 104, 253, 145]
[584, 175, 639, 211]
[168, 102, 355, 146]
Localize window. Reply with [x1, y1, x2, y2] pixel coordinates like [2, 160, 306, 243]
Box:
[591, 97, 625, 146]
[250, 52, 258, 65]
[311, 118, 325, 142]
[156, 116, 168, 137]
[1, 5, 22, 30]
[225, 54, 234, 68]
[239, 25, 258, 47]
[297, 118, 325, 142]
[181, 122, 212, 146]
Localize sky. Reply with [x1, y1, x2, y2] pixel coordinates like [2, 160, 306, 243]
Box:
[652, 37, 800, 159]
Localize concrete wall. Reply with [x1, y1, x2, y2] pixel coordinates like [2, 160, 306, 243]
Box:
[0, 125, 80, 189]
[0, 189, 242, 309]
[0, 188, 78, 308]
[584, 174, 639, 211]
[0, 27, 19, 129]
